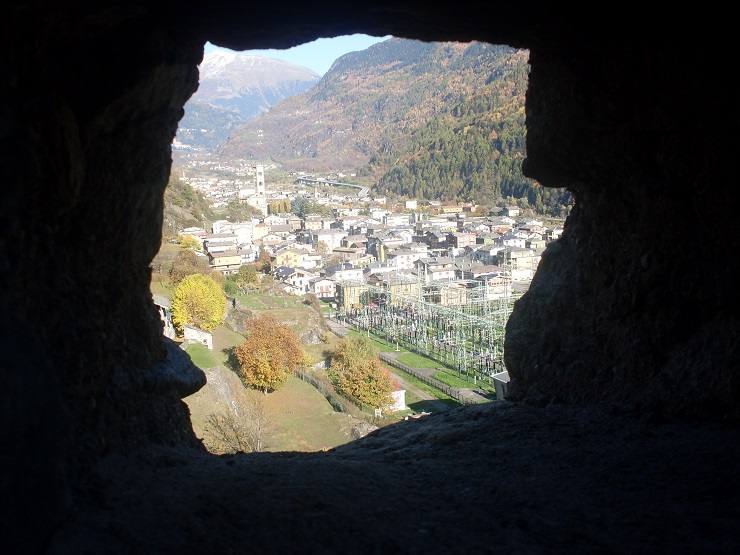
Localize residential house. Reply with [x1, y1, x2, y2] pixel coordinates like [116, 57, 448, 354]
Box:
[335, 281, 366, 310]
[324, 262, 364, 283]
[415, 257, 457, 283]
[274, 266, 317, 294]
[441, 204, 463, 214]
[499, 232, 526, 249]
[259, 233, 285, 248]
[263, 214, 287, 226]
[546, 227, 564, 241]
[473, 244, 505, 265]
[208, 250, 242, 275]
[386, 243, 429, 270]
[203, 233, 238, 254]
[311, 229, 348, 252]
[526, 238, 547, 251]
[268, 224, 293, 238]
[446, 232, 476, 249]
[422, 230, 448, 249]
[303, 215, 323, 231]
[383, 213, 410, 227]
[309, 277, 336, 299]
[341, 235, 368, 249]
[498, 247, 540, 281]
[285, 269, 317, 294]
[287, 215, 302, 231]
[239, 246, 258, 265]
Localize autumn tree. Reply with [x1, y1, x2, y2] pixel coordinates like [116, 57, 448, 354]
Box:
[168, 249, 209, 285]
[256, 248, 272, 272]
[268, 199, 291, 214]
[171, 273, 226, 333]
[178, 234, 202, 252]
[234, 264, 258, 290]
[235, 314, 303, 392]
[328, 336, 395, 409]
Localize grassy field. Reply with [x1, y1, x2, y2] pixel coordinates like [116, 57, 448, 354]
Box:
[347, 330, 401, 355]
[184, 321, 351, 453]
[262, 376, 352, 452]
[397, 351, 448, 370]
[347, 330, 451, 370]
[185, 343, 218, 369]
[235, 291, 307, 310]
[434, 370, 495, 392]
[345, 329, 495, 393]
[303, 334, 340, 365]
[390, 366, 460, 406]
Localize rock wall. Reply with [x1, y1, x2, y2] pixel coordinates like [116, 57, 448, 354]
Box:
[1, 11, 207, 546]
[506, 42, 738, 418]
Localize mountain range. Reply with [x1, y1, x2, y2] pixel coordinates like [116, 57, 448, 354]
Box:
[176, 51, 319, 150]
[218, 38, 571, 213]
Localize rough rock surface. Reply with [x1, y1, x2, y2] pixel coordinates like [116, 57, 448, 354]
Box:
[52, 404, 740, 552]
[184, 364, 252, 439]
[505, 44, 738, 419]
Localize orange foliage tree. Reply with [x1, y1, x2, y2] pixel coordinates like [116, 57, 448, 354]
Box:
[234, 314, 304, 392]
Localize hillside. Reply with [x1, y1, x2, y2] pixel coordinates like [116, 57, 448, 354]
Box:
[220, 39, 501, 169]
[220, 38, 571, 213]
[176, 50, 319, 150]
[162, 177, 213, 237]
[370, 47, 571, 214]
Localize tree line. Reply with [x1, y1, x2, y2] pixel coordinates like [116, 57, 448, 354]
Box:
[371, 52, 573, 216]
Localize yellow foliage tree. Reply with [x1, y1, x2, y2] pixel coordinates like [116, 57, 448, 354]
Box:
[328, 336, 395, 409]
[171, 274, 226, 333]
[235, 314, 303, 392]
[178, 234, 202, 251]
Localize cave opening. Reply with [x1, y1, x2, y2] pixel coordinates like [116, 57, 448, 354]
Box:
[3, 4, 738, 552]
[162, 35, 559, 455]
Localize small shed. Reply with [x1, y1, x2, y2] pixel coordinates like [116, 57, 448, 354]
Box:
[390, 389, 407, 412]
[491, 371, 510, 401]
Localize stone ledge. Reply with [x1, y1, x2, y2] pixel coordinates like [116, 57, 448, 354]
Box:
[112, 338, 206, 399]
[53, 402, 740, 552]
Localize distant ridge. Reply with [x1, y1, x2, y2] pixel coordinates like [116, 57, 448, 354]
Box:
[175, 50, 319, 150]
[220, 38, 571, 214]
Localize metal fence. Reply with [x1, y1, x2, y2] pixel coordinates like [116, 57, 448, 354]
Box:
[293, 368, 367, 417]
[378, 353, 474, 405]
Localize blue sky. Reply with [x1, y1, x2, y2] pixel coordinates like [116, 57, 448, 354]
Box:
[205, 34, 390, 75]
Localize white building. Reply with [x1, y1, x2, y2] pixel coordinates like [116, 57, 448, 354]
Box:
[387, 244, 429, 270]
[389, 390, 407, 412]
[311, 229, 348, 252]
[325, 263, 364, 282]
[384, 213, 410, 227]
[238, 163, 268, 216]
[499, 233, 526, 249]
[285, 269, 318, 294]
[309, 277, 336, 299]
[203, 233, 238, 254]
[183, 325, 213, 351]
